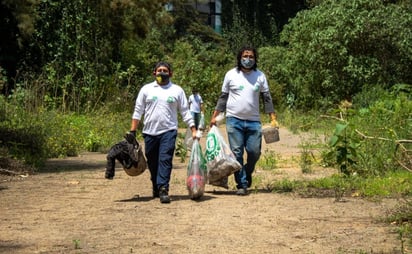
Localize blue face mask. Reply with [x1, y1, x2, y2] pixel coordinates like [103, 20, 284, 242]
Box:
[241, 57, 255, 69]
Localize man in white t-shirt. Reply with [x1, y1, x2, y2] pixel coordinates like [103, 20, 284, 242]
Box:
[210, 46, 279, 196]
[128, 61, 197, 203]
[188, 88, 204, 130]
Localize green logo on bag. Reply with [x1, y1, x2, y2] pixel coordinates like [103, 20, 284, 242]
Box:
[206, 133, 220, 161]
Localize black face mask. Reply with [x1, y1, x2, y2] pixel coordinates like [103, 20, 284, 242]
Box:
[156, 73, 170, 84]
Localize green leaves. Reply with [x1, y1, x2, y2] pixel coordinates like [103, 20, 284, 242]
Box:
[277, 0, 412, 110]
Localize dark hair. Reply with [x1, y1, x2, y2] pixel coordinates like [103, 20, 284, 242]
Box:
[153, 61, 172, 73]
[236, 45, 258, 71]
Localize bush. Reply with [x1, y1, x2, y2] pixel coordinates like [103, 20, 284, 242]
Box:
[278, 0, 412, 110]
[323, 86, 412, 176]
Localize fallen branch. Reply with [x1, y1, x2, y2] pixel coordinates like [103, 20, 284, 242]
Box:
[320, 114, 345, 122]
[355, 129, 412, 173]
[0, 168, 21, 176]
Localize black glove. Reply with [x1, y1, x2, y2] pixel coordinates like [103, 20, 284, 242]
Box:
[124, 131, 138, 147]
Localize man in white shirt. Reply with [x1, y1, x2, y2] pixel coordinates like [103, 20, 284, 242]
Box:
[128, 61, 197, 203]
[210, 46, 279, 196]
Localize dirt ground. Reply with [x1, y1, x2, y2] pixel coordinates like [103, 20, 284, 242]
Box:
[0, 126, 407, 254]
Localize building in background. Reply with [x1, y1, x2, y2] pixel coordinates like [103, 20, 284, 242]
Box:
[192, 0, 221, 33]
[166, 0, 222, 34]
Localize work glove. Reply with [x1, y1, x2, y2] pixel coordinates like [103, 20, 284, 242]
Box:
[124, 131, 138, 147]
[270, 115, 279, 128]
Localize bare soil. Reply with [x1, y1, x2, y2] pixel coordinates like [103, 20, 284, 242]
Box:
[0, 126, 406, 254]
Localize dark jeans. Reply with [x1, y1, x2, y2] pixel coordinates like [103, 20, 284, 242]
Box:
[143, 130, 177, 191]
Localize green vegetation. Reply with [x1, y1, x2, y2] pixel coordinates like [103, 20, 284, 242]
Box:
[1, 0, 411, 247]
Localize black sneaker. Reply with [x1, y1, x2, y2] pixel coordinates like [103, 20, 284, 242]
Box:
[159, 187, 171, 203]
[236, 188, 248, 196]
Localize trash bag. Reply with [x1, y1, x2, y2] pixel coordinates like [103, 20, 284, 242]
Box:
[105, 139, 146, 179]
[205, 125, 241, 188]
[198, 113, 205, 130]
[123, 141, 147, 176]
[187, 139, 207, 199]
[184, 127, 193, 150]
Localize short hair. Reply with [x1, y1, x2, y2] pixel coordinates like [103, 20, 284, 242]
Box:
[236, 45, 258, 71]
[153, 61, 172, 73]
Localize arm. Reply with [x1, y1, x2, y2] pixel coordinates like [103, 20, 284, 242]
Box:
[210, 92, 228, 126]
[200, 102, 204, 113]
[130, 119, 140, 133]
[261, 91, 278, 127]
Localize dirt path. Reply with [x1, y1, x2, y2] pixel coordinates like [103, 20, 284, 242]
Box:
[0, 127, 405, 254]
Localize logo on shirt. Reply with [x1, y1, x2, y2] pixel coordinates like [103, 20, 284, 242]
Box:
[152, 96, 158, 101]
[253, 83, 260, 92]
[167, 96, 175, 103]
[239, 85, 244, 90]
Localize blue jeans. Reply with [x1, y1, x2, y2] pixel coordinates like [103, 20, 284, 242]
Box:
[143, 130, 177, 191]
[226, 117, 262, 189]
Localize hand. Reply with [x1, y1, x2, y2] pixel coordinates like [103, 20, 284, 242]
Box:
[271, 119, 279, 128]
[191, 129, 198, 140]
[195, 130, 203, 139]
[124, 131, 137, 145]
[270, 113, 279, 128]
[209, 118, 217, 127]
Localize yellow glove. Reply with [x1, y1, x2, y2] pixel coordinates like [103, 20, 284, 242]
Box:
[271, 120, 279, 128]
[270, 114, 279, 128]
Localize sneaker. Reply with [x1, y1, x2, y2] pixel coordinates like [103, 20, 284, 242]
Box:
[159, 187, 171, 203]
[236, 188, 248, 196]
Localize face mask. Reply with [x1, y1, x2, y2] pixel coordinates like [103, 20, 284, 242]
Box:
[156, 72, 170, 84]
[241, 57, 255, 69]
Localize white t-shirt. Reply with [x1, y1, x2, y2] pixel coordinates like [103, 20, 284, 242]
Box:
[222, 68, 270, 122]
[188, 93, 203, 113]
[132, 81, 194, 135]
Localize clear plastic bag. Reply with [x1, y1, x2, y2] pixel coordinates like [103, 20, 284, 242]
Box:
[205, 126, 241, 188]
[187, 139, 207, 199]
[184, 127, 193, 150]
[198, 113, 205, 130]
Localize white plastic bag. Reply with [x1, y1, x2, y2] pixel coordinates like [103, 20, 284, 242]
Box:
[215, 112, 225, 126]
[204, 126, 241, 188]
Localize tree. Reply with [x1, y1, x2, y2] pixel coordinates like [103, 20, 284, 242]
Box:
[221, 0, 306, 52]
[278, 0, 412, 110]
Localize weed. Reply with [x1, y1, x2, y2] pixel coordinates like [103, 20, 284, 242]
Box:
[268, 178, 299, 193]
[258, 149, 279, 170]
[299, 141, 315, 174]
[73, 239, 81, 249]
